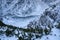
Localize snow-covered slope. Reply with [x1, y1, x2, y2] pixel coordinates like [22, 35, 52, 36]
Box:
[1, 0, 49, 28]
[0, 0, 60, 40]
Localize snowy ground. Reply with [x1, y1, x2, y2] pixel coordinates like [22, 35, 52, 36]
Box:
[0, 27, 60, 40]
[36, 27, 60, 40]
[0, 0, 60, 40]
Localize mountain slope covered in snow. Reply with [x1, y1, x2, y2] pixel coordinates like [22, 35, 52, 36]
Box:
[0, 0, 60, 40]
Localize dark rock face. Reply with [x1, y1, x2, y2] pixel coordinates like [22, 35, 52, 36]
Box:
[56, 23, 60, 28]
[0, 21, 6, 26]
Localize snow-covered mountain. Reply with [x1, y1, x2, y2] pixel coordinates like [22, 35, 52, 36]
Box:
[0, 0, 60, 40]
[1, 0, 49, 28]
[1, 0, 60, 28]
